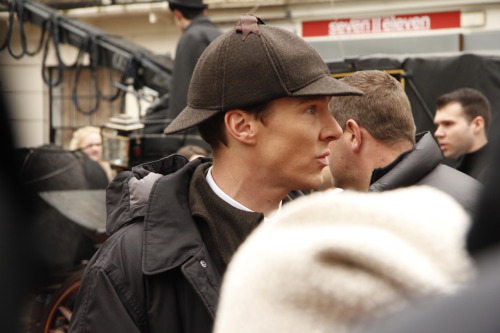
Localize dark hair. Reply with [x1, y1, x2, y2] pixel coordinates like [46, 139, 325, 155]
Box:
[436, 88, 492, 131]
[168, 4, 203, 20]
[198, 100, 274, 150]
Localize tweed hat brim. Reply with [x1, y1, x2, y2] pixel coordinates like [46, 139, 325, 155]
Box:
[164, 13, 365, 135]
[164, 74, 362, 135]
[291, 73, 363, 97]
[164, 106, 219, 135]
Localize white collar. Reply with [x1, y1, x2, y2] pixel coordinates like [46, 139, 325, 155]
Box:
[206, 166, 282, 220]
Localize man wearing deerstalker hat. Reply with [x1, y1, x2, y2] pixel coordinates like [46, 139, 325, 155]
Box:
[166, 0, 222, 124]
[68, 14, 362, 333]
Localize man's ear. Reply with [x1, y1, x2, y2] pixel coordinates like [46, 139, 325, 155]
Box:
[173, 9, 183, 20]
[224, 110, 256, 145]
[471, 116, 485, 134]
[173, 9, 188, 29]
[345, 119, 362, 153]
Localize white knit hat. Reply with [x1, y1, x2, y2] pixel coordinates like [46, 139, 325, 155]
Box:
[213, 186, 474, 333]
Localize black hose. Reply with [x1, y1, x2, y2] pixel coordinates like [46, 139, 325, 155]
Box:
[72, 36, 100, 115]
[0, 2, 15, 52]
[4, 0, 152, 117]
[5, 0, 47, 58]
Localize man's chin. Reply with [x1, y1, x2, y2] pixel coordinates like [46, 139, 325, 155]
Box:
[444, 152, 459, 159]
[300, 177, 324, 192]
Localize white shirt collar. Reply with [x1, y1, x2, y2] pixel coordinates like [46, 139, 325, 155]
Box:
[206, 166, 282, 220]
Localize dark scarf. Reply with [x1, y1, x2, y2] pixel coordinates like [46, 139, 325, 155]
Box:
[189, 163, 264, 275]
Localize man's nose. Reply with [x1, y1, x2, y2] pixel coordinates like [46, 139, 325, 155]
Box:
[322, 115, 343, 142]
[434, 126, 443, 137]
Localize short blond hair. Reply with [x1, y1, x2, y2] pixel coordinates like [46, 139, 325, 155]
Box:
[69, 126, 102, 150]
[330, 70, 416, 145]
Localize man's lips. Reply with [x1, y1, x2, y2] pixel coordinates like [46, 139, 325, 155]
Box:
[317, 151, 330, 167]
[439, 143, 448, 150]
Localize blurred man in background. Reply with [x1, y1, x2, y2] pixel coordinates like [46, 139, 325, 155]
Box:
[434, 87, 491, 182]
[166, 0, 222, 124]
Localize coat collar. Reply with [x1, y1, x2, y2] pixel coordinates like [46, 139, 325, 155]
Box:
[142, 157, 209, 274]
[369, 131, 443, 191]
[106, 154, 189, 235]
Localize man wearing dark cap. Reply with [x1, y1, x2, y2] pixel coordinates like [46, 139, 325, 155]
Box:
[167, 0, 222, 123]
[68, 14, 362, 333]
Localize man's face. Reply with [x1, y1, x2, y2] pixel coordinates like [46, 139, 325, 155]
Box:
[434, 102, 475, 159]
[253, 96, 342, 191]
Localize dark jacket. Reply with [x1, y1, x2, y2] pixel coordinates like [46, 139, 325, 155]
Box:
[167, 16, 222, 121]
[456, 143, 490, 183]
[68, 155, 299, 333]
[68, 155, 218, 333]
[369, 132, 482, 216]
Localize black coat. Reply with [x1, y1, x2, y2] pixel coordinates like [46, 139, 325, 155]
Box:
[456, 143, 490, 183]
[369, 131, 482, 216]
[167, 16, 222, 120]
[68, 156, 220, 333]
[68, 154, 300, 333]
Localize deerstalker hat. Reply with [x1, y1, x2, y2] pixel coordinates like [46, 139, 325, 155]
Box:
[168, 0, 207, 9]
[164, 14, 363, 135]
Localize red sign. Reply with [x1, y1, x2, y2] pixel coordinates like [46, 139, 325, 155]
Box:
[302, 11, 461, 37]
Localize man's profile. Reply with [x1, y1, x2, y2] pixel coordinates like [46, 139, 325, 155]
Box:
[68, 14, 362, 333]
[434, 87, 491, 182]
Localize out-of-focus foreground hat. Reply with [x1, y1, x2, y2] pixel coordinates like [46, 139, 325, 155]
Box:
[213, 186, 474, 333]
[164, 13, 363, 135]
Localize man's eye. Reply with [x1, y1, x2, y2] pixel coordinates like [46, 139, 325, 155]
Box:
[305, 107, 315, 114]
